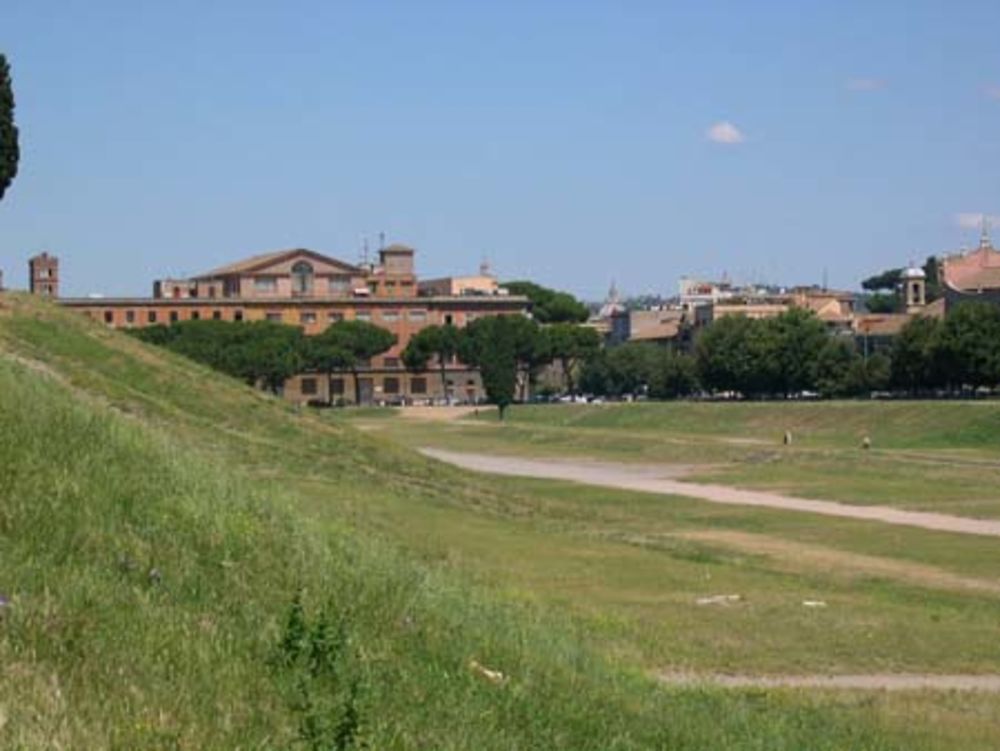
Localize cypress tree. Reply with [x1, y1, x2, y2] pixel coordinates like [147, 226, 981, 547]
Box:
[0, 53, 19, 201]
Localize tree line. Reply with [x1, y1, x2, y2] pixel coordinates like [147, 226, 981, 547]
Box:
[581, 301, 1000, 400]
[582, 308, 888, 400]
[132, 297, 1000, 416]
[132, 315, 600, 419]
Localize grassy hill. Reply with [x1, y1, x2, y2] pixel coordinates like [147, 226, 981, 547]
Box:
[0, 294, 940, 748]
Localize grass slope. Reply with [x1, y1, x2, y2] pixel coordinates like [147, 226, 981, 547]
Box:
[0, 294, 910, 748]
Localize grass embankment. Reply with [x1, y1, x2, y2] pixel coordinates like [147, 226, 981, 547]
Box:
[0, 293, 918, 748]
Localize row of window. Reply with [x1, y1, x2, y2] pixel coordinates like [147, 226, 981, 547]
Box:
[254, 276, 416, 296]
[300, 375, 479, 397]
[254, 275, 355, 295]
[99, 308, 441, 326]
[291, 309, 428, 324]
[300, 376, 426, 396]
[103, 309, 247, 325]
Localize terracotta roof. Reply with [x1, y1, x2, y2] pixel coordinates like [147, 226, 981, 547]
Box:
[854, 314, 911, 337]
[192, 248, 362, 279]
[629, 309, 683, 342]
[630, 320, 681, 341]
[381, 243, 415, 253]
[941, 245, 1000, 291]
[802, 297, 852, 323]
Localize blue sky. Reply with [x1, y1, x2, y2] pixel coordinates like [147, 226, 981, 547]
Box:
[1, 1, 998, 299]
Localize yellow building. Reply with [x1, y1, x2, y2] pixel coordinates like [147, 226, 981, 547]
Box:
[48, 245, 530, 405]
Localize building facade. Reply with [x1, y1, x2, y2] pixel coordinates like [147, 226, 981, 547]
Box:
[940, 222, 1000, 309]
[50, 245, 530, 404]
[417, 261, 503, 297]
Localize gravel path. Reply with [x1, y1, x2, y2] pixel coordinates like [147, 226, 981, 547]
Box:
[655, 672, 1000, 692]
[420, 448, 1000, 538]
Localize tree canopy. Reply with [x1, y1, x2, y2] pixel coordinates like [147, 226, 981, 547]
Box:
[861, 268, 902, 292]
[695, 314, 776, 397]
[132, 320, 305, 393]
[695, 309, 832, 398]
[580, 343, 698, 399]
[769, 307, 829, 397]
[545, 323, 601, 395]
[402, 324, 461, 402]
[890, 315, 945, 394]
[0, 54, 19, 201]
[863, 292, 899, 314]
[317, 320, 397, 404]
[502, 281, 589, 324]
[458, 315, 541, 418]
[302, 331, 353, 404]
[938, 302, 1000, 390]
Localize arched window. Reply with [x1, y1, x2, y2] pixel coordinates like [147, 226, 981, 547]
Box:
[291, 261, 314, 295]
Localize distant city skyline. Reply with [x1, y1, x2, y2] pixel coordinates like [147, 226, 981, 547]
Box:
[1, 1, 998, 299]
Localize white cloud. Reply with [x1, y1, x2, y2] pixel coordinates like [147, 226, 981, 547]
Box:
[955, 212, 1000, 230]
[705, 121, 745, 145]
[985, 85, 1000, 101]
[846, 78, 886, 92]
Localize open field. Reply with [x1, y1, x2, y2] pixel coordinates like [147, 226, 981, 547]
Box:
[348, 401, 1000, 519]
[3, 295, 1000, 748]
[341, 400, 1000, 745]
[477, 400, 1000, 451]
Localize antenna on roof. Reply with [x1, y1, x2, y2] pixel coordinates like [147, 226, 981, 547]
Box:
[379, 231, 386, 252]
[982, 215, 992, 249]
[360, 236, 370, 267]
[822, 267, 828, 291]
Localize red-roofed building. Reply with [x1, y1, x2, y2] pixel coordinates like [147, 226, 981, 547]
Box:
[51, 243, 529, 405]
[940, 220, 1000, 307]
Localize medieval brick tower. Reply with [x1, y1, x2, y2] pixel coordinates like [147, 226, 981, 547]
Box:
[29, 252, 59, 297]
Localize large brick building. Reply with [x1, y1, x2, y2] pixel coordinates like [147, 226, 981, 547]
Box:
[940, 222, 1000, 309]
[52, 244, 529, 404]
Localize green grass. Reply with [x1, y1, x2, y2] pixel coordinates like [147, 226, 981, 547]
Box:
[1, 294, 998, 748]
[483, 401, 1000, 451]
[354, 402, 1000, 517]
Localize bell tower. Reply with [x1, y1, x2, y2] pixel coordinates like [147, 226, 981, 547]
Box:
[29, 252, 59, 297]
[901, 261, 926, 314]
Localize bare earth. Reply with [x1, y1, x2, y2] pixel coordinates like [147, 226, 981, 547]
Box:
[677, 529, 1000, 596]
[655, 672, 1000, 692]
[399, 405, 493, 421]
[420, 448, 1000, 538]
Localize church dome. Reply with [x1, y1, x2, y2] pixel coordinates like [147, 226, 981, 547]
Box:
[598, 280, 625, 318]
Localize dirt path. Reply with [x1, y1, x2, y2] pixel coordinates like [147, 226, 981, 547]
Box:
[399, 405, 493, 421]
[678, 530, 1000, 596]
[655, 672, 1000, 692]
[420, 449, 1000, 538]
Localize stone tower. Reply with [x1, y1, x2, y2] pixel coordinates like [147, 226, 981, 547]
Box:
[901, 262, 926, 314]
[29, 252, 59, 297]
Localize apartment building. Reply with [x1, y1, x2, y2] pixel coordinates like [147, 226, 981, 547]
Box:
[51, 244, 530, 404]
